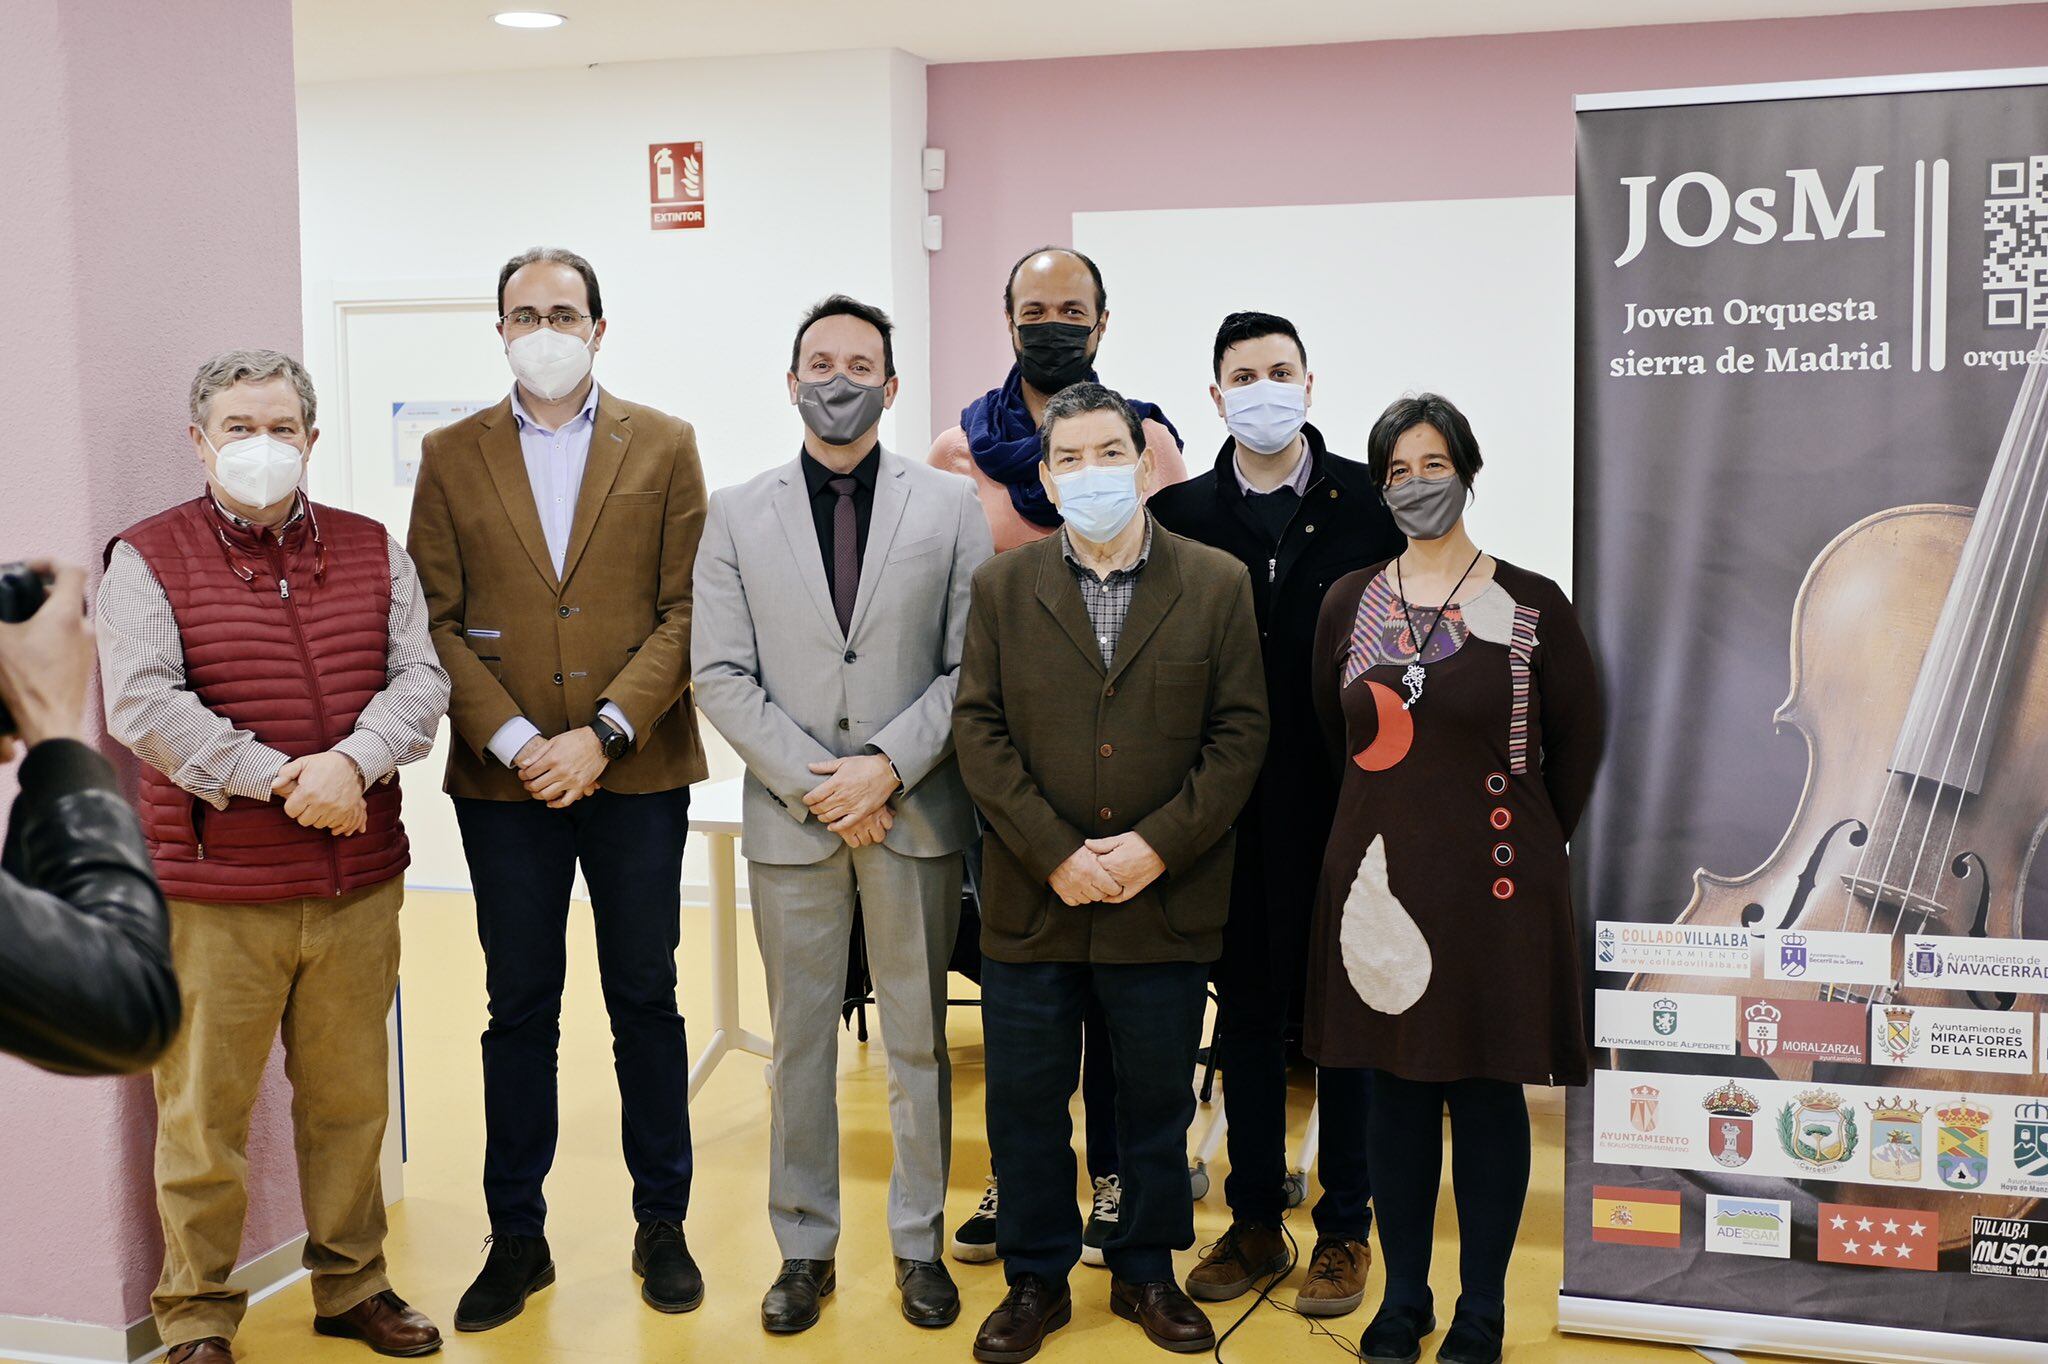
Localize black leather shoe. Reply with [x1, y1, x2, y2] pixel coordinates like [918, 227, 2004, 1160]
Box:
[761, 1259, 834, 1334]
[972, 1273, 1071, 1364]
[1109, 1277, 1215, 1353]
[454, 1234, 555, 1333]
[1437, 1299, 1505, 1364]
[896, 1257, 960, 1328]
[634, 1220, 704, 1313]
[1361, 1300, 1438, 1364]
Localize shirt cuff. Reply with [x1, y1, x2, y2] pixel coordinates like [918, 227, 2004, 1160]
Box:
[333, 729, 397, 788]
[488, 717, 542, 768]
[225, 744, 291, 804]
[599, 701, 634, 742]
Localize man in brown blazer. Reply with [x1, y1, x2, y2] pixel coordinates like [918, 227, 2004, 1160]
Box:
[406, 247, 709, 1332]
[953, 382, 1268, 1362]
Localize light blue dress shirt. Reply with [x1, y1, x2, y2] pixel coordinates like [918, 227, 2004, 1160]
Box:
[485, 380, 635, 767]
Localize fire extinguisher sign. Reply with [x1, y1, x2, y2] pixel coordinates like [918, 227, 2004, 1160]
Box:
[649, 142, 705, 231]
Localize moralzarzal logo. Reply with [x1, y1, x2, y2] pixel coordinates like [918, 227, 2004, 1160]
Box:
[1615, 167, 1886, 268]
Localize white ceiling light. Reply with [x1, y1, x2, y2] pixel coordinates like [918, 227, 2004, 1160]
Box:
[492, 11, 566, 28]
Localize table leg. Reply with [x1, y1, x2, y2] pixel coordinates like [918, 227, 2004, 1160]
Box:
[689, 830, 773, 1100]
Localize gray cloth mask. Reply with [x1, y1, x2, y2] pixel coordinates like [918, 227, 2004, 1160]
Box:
[1382, 472, 1468, 541]
[797, 374, 888, 446]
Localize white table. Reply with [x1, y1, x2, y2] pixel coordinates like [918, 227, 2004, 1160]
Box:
[686, 777, 773, 1098]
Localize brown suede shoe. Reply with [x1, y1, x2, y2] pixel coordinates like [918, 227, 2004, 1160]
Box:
[1295, 1235, 1372, 1317]
[972, 1273, 1071, 1364]
[165, 1340, 233, 1364]
[1110, 1278, 1216, 1353]
[1182, 1221, 1291, 1302]
[313, 1290, 443, 1357]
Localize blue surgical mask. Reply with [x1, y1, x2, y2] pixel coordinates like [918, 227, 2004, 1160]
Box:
[1222, 378, 1308, 456]
[1052, 462, 1143, 543]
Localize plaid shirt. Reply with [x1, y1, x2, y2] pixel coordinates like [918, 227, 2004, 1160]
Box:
[1062, 517, 1154, 668]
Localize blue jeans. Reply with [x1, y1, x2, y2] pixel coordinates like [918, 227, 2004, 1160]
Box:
[454, 787, 693, 1237]
[982, 957, 1207, 1285]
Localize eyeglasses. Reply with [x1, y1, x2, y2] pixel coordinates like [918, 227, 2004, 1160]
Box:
[501, 307, 594, 332]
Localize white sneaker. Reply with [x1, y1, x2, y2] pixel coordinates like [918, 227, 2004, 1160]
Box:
[950, 1175, 1000, 1264]
[1081, 1174, 1121, 1268]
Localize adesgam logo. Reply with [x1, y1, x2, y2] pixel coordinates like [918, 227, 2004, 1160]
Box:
[1614, 167, 1886, 268]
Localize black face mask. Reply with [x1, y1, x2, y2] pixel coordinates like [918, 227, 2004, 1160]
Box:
[1015, 321, 1096, 394]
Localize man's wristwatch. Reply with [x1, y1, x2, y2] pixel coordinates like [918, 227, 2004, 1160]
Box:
[589, 715, 629, 761]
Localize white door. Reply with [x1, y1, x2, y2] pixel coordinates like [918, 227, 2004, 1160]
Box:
[317, 297, 512, 895]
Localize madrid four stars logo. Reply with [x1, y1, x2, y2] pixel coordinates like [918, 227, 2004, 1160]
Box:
[1826, 1209, 1926, 1258]
[1818, 1201, 1936, 1271]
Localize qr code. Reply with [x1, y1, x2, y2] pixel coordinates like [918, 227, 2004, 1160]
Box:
[1984, 156, 2048, 328]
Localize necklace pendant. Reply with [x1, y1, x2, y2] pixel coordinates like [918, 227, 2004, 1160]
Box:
[1401, 662, 1426, 710]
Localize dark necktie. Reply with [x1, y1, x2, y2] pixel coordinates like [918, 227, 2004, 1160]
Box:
[829, 475, 859, 634]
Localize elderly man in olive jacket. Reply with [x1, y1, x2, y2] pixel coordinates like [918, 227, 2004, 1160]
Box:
[953, 382, 1268, 1362]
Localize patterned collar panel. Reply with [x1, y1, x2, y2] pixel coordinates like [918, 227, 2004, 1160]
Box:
[1060, 515, 1154, 583]
[210, 488, 305, 535]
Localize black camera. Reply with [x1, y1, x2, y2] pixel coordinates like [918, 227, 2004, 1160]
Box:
[0, 562, 53, 737]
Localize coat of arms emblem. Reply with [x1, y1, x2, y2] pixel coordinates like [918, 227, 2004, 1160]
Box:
[1867, 1096, 1925, 1182]
[1778, 1088, 1858, 1171]
[1652, 998, 1678, 1036]
[1745, 1001, 1781, 1057]
[1880, 1005, 1921, 1064]
[1703, 1082, 1758, 1168]
[1937, 1098, 1992, 1190]
[2014, 1099, 2048, 1179]
[1909, 940, 1942, 978]
[1628, 1083, 1661, 1134]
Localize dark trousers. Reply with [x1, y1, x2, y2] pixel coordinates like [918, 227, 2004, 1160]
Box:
[454, 787, 693, 1237]
[1367, 1072, 1529, 1314]
[1213, 964, 1371, 1236]
[1080, 1001, 1118, 1179]
[983, 957, 1207, 1285]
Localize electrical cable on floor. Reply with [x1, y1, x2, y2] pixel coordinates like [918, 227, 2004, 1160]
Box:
[1211, 1216, 1373, 1364]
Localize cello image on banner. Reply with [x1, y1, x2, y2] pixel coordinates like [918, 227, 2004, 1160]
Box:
[1626, 335, 2048, 1251]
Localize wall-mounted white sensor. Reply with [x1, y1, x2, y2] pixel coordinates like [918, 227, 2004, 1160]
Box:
[922, 148, 946, 192]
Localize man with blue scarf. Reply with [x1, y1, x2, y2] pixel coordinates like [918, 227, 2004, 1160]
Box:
[928, 246, 1187, 1268]
[929, 246, 1186, 554]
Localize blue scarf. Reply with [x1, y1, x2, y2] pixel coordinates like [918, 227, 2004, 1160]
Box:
[960, 365, 1181, 529]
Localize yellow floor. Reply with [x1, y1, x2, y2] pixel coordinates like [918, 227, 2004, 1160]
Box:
[213, 890, 1690, 1362]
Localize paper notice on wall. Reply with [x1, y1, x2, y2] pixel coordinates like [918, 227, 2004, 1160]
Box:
[392, 400, 491, 485]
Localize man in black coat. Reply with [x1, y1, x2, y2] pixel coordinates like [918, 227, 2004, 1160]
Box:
[1148, 313, 1404, 1317]
[0, 560, 178, 1075]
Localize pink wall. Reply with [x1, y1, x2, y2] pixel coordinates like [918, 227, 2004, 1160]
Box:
[0, 0, 306, 1331]
[927, 5, 2048, 434]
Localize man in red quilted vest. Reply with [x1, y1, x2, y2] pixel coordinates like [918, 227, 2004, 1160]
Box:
[96, 350, 451, 1364]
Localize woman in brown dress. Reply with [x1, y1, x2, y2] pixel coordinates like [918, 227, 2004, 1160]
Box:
[1304, 394, 1603, 1364]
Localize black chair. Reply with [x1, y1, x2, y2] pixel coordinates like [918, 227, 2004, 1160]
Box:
[840, 888, 985, 1040]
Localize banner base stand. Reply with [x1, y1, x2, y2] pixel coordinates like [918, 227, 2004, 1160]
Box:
[1561, 1295, 2043, 1363]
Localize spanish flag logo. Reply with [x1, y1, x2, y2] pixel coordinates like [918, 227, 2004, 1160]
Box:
[1592, 1185, 1682, 1248]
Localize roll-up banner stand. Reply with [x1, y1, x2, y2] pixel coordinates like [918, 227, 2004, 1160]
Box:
[1566, 67, 2048, 1363]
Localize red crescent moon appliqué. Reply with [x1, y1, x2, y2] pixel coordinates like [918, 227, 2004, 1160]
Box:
[1353, 680, 1414, 771]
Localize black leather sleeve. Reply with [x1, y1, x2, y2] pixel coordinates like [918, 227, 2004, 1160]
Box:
[0, 738, 180, 1074]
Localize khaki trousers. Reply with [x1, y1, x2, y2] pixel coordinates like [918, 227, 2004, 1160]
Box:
[151, 876, 402, 1346]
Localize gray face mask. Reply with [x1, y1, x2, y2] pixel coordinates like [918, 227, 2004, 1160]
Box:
[1382, 472, 1467, 541]
[797, 374, 888, 446]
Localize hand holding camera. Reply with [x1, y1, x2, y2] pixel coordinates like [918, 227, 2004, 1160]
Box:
[0, 561, 94, 761]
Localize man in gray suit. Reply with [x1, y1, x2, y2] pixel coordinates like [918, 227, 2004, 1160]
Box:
[692, 295, 993, 1337]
